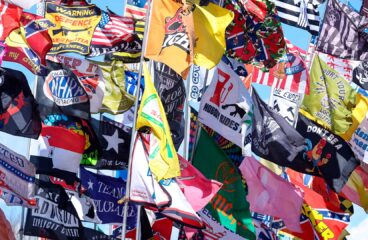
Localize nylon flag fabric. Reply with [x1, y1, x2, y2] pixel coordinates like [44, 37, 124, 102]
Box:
[176, 155, 223, 212]
[30, 124, 86, 184]
[273, 0, 323, 36]
[80, 167, 137, 225]
[145, 0, 192, 77]
[350, 116, 368, 164]
[316, 0, 368, 61]
[88, 117, 131, 169]
[192, 129, 255, 239]
[295, 113, 360, 193]
[0, 68, 42, 138]
[83, 227, 119, 240]
[0, 143, 36, 203]
[24, 180, 85, 239]
[251, 89, 305, 165]
[46, 2, 101, 55]
[199, 61, 253, 149]
[37, 60, 90, 120]
[271, 88, 301, 126]
[0, 208, 15, 240]
[352, 61, 368, 91]
[301, 55, 357, 135]
[125, 0, 147, 20]
[5, 0, 40, 9]
[47, 55, 105, 113]
[3, 28, 49, 76]
[341, 166, 368, 211]
[94, 60, 135, 114]
[154, 62, 185, 150]
[192, 3, 233, 69]
[0, 1, 21, 41]
[89, 9, 142, 57]
[0, 186, 36, 208]
[136, 63, 180, 181]
[188, 64, 215, 102]
[239, 156, 304, 233]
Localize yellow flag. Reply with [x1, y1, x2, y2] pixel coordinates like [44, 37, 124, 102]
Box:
[193, 3, 233, 69]
[136, 63, 180, 180]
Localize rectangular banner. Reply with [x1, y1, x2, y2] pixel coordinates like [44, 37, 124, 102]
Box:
[46, 2, 101, 55]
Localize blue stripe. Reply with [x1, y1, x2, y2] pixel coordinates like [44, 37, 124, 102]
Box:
[0, 159, 35, 183]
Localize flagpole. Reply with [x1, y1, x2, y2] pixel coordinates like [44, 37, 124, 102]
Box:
[120, 0, 152, 238]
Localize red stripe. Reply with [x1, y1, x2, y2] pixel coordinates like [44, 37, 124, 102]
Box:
[125, 8, 146, 17]
[41, 126, 85, 154]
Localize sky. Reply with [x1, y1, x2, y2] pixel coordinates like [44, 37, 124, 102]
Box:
[0, 0, 367, 239]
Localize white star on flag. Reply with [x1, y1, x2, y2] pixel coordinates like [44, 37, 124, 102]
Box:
[87, 179, 94, 190]
[102, 129, 124, 153]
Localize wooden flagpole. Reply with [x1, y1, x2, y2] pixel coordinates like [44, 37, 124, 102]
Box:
[120, 0, 153, 238]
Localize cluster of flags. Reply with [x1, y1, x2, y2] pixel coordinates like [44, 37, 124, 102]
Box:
[0, 0, 368, 240]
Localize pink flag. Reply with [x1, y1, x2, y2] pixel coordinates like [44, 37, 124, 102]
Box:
[176, 155, 223, 212]
[239, 156, 304, 233]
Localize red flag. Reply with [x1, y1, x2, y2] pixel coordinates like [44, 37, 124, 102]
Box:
[0, 1, 22, 41]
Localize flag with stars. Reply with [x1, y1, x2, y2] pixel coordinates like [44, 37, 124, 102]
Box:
[86, 117, 132, 170]
[80, 166, 138, 225]
[125, 0, 147, 20]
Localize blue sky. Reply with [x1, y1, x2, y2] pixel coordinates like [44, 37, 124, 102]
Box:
[0, 0, 367, 239]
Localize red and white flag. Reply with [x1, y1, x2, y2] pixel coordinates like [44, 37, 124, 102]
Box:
[91, 10, 136, 47]
[0, 1, 22, 41]
[5, 0, 40, 9]
[124, 0, 148, 20]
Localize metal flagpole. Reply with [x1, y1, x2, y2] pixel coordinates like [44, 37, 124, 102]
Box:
[120, 0, 153, 238]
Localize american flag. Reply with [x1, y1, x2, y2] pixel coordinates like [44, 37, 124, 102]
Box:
[91, 10, 135, 47]
[124, 0, 147, 20]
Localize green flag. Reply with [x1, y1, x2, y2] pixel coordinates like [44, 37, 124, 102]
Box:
[192, 129, 255, 239]
[301, 54, 357, 135]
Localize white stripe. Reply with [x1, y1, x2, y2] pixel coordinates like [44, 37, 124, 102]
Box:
[51, 147, 82, 173]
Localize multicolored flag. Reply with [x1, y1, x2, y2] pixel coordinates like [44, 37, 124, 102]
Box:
[124, 0, 147, 20]
[341, 166, 368, 211]
[0, 68, 42, 138]
[136, 63, 180, 180]
[46, 2, 101, 55]
[5, 0, 40, 9]
[239, 156, 304, 233]
[301, 55, 358, 135]
[192, 129, 255, 239]
[316, 0, 368, 61]
[0, 208, 15, 240]
[273, 0, 323, 36]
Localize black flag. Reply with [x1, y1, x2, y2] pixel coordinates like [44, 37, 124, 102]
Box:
[0, 68, 41, 138]
[154, 62, 185, 150]
[86, 116, 132, 169]
[24, 180, 84, 239]
[251, 89, 305, 164]
[352, 61, 368, 90]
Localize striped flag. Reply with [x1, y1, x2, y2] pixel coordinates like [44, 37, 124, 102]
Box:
[91, 10, 136, 47]
[125, 0, 147, 20]
[273, 0, 323, 36]
[251, 41, 309, 94]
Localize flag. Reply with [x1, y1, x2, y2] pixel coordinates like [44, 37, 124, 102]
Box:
[37, 60, 91, 120]
[129, 134, 204, 228]
[176, 155, 222, 212]
[80, 166, 137, 225]
[0, 186, 36, 208]
[136, 63, 180, 181]
[251, 46, 309, 94]
[93, 60, 136, 114]
[251, 89, 305, 165]
[0, 208, 15, 240]
[20, 12, 54, 66]
[125, 0, 147, 20]
[89, 10, 141, 56]
[188, 64, 215, 102]
[271, 88, 302, 126]
[87, 117, 131, 169]
[273, 0, 323, 36]
[145, 0, 193, 77]
[46, 2, 101, 55]
[0, 68, 42, 138]
[199, 61, 253, 149]
[301, 55, 358, 135]
[192, 129, 255, 239]
[352, 61, 368, 90]
[294, 113, 360, 193]
[30, 125, 86, 184]
[104, 50, 141, 63]
[3, 28, 49, 76]
[362, 0, 368, 17]
[0, 1, 21, 41]
[0, 143, 36, 203]
[5, 0, 40, 9]
[350, 116, 368, 164]
[316, 0, 368, 61]
[341, 166, 368, 211]
[0, 42, 5, 65]
[239, 156, 304, 233]
[46, 55, 105, 113]
[24, 180, 85, 239]
[84, 227, 120, 239]
[154, 62, 185, 150]
[192, 3, 233, 69]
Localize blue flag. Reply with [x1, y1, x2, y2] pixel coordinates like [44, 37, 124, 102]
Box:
[80, 167, 137, 226]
